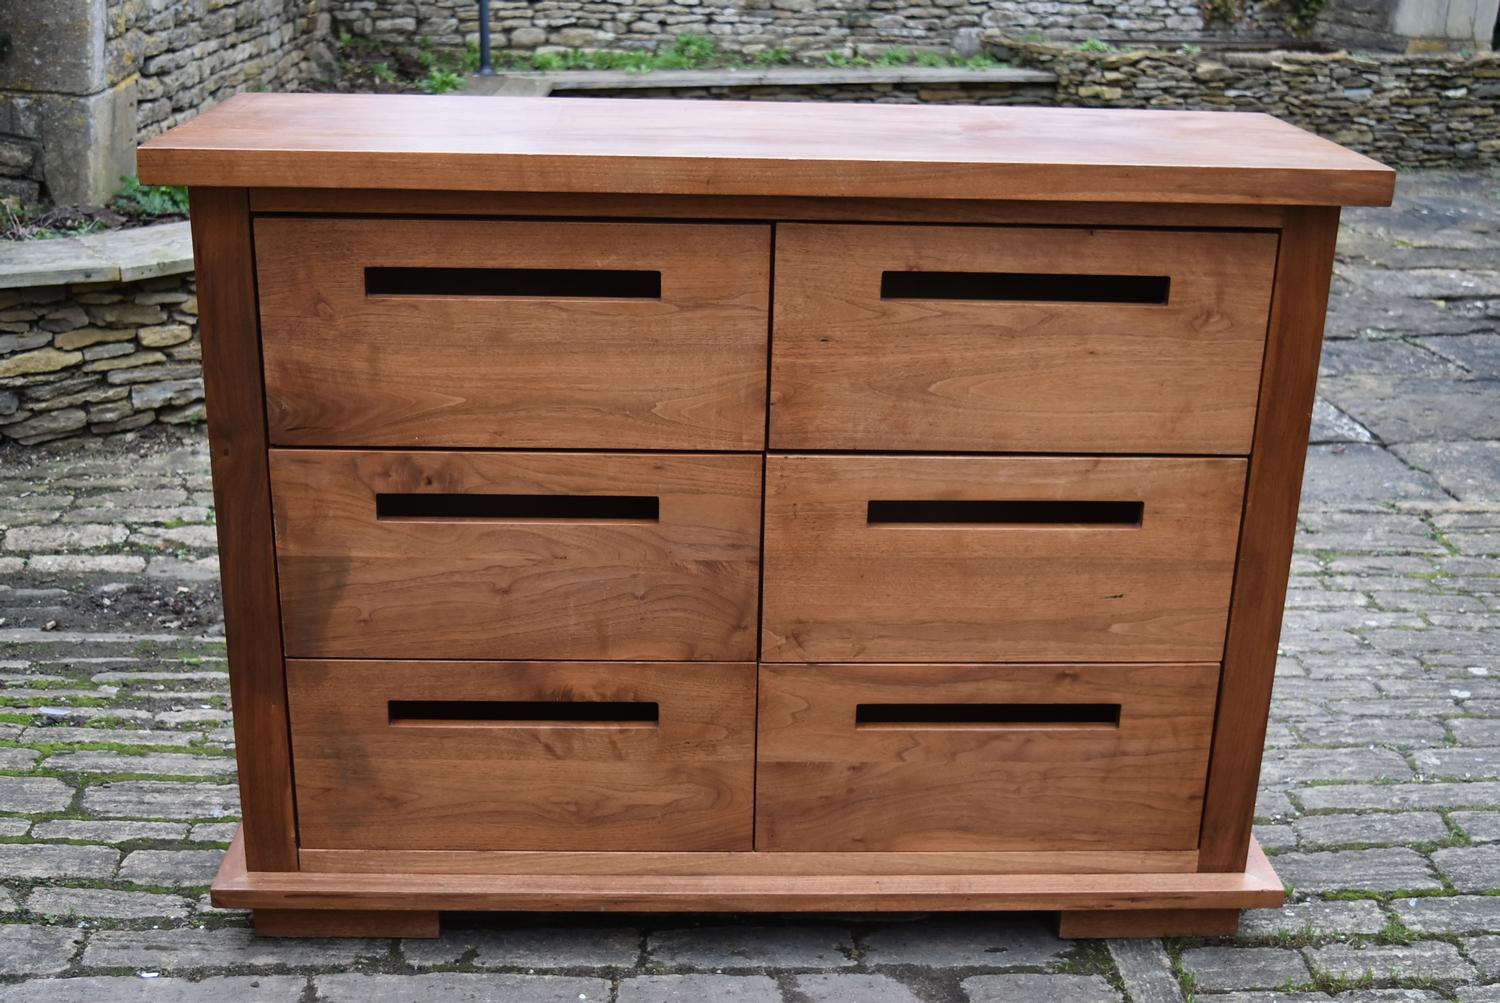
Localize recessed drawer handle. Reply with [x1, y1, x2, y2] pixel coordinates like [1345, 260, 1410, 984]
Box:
[879, 270, 1169, 305]
[388, 699, 660, 728]
[866, 499, 1143, 529]
[855, 703, 1121, 730]
[375, 493, 660, 523]
[365, 266, 662, 299]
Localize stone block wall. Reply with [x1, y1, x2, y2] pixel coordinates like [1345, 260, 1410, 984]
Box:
[0, 275, 202, 445]
[330, 0, 1297, 59]
[106, 0, 336, 144]
[0, 0, 333, 205]
[551, 78, 1057, 104]
[988, 35, 1500, 166]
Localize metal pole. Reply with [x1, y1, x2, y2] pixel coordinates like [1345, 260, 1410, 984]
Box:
[478, 0, 494, 75]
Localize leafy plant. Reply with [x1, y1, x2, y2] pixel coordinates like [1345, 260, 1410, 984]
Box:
[755, 47, 792, 66]
[1282, 0, 1328, 36]
[370, 61, 397, 84]
[656, 32, 720, 69]
[1077, 38, 1115, 53]
[418, 66, 465, 94]
[113, 176, 190, 217]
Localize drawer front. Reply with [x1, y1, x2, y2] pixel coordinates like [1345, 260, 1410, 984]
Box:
[290, 660, 756, 851]
[271, 449, 762, 660]
[770, 224, 1277, 453]
[256, 218, 770, 450]
[756, 662, 1218, 852]
[762, 455, 1246, 663]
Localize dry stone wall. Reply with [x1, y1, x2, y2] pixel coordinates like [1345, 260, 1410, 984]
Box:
[552, 78, 1056, 104]
[986, 35, 1500, 166]
[331, 0, 1296, 58]
[0, 275, 202, 445]
[105, 0, 336, 144]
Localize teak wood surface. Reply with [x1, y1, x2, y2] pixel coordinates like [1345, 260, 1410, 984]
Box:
[138, 93, 1395, 206]
[187, 189, 297, 872]
[143, 95, 1391, 934]
[1197, 206, 1344, 873]
[761, 455, 1247, 663]
[771, 225, 1278, 454]
[255, 218, 770, 450]
[246, 188, 1288, 229]
[755, 663, 1219, 852]
[287, 660, 756, 851]
[269, 450, 763, 661]
[299, 848, 1200, 875]
[213, 828, 1285, 915]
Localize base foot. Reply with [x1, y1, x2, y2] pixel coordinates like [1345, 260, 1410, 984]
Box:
[1058, 908, 1240, 939]
[253, 908, 441, 938]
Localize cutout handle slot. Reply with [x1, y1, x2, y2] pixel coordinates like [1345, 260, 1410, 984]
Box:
[856, 703, 1121, 730]
[376, 493, 660, 523]
[389, 699, 660, 729]
[366, 267, 662, 299]
[880, 270, 1169, 304]
[867, 499, 1143, 529]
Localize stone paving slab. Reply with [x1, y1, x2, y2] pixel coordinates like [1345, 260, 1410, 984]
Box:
[0, 168, 1497, 999]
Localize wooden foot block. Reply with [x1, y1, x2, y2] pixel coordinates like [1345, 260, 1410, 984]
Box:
[1058, 908, 1240, 939]
[253, 908, 440, 938]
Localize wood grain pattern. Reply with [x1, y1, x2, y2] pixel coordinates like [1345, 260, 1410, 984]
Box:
[288, 660, 756, 851]
[247, 188, 1287, 229]
[1198, 207, 1342, 873]
[212, 830, 1285, 914]
[254, 909, 439, 939]
[188, 189, 297, 872]
[139, 94, 1396, 206]
[1058, 908, 1239, 939]
[255, 218, 769, 450]
[270, 450, 762, 661]
[755, 663, 1219, 852]
[761, 455, 1247, 663]
[770, 224, 1277, 453]
[300, 848, 1199, 876]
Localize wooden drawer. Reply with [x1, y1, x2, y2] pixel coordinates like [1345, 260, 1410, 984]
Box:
[762, 455, 1246, 663]
[270, 449, 762, 660]
[756, 662, 1218, 852]
[256, 218, 770, 450]
[289, 659, 756, 851]
[769, 224, 1277, 453]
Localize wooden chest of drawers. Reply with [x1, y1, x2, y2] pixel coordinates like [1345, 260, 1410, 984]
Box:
[139, 93, 1394, 939]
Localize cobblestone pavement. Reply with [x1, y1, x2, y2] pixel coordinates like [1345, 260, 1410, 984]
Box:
[0, 169, 1497, 1002]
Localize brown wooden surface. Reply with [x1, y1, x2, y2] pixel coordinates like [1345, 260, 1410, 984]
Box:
[1198, 206, 1342, 873]
[254, 908, 439, 939]
[213, 829, 1285, 915]
[188, 189, 298, 872]
[288, 660, 756, 851]
[755, 663, 1218, 852]
[256, 218, 769, 450]
[140, 94, 1395, 206]
[1058, 908, 1239, 939]
[770, 225, 1277, 453]
[301, 848, 1199, 875]
[248, 188, 1287, 229]
[270, 450, 762, 661]
[761, 455, 1246, 663]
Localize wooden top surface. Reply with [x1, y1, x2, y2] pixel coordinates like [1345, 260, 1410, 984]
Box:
[138, 92, 1394, 206]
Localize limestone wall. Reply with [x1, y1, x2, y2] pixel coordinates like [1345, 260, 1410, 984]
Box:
[0, 275, 202, 445]
[988, 35, 1500, 166]
[0, 0, 333, 205]
[105, 0, 335, 144]
[330, 0, 1296, 59]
